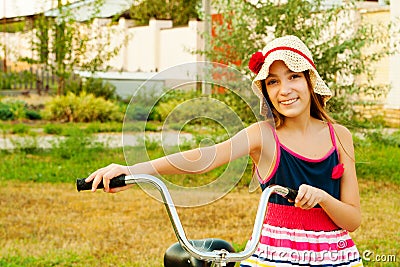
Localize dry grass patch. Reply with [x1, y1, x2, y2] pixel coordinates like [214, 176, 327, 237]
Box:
[352, 179, 400, 265]
[0, 180, 398, 266]
[0, 181, 259, 266]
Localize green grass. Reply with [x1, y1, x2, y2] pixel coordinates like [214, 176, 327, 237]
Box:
[0, 148, 125, 184]
[0, 124, 399, 187]
[0, 128, 125, 183]
[0, 143, 250, 189]
[0, 121, 125, 136]
[354, 130, 400, 185]
[0, 126, 251, 187]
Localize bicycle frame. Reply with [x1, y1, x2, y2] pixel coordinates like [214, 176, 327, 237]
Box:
[114, 174, 296, 267]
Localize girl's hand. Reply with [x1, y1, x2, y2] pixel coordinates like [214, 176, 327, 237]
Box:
[295, 184, 327, 210]
[85, 163, 131, 193]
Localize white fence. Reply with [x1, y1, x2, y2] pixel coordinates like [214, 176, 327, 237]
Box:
[2, 17, 205, 74]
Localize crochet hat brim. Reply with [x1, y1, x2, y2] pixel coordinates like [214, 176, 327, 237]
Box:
[251, 36, 332, 116]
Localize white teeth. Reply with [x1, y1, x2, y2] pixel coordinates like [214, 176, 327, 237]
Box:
[280, 98, 297, 105]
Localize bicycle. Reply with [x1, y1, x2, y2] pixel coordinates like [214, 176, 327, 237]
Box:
[77, 174, 298, 267]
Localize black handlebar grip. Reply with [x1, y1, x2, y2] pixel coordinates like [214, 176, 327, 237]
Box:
[76, 174, 127, 191]
[285, 188, 298, 202]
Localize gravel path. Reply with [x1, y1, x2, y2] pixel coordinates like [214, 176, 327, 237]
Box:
[0, 132, 194, 150]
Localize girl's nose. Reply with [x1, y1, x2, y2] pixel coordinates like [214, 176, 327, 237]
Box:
[279, 81, 292, 95]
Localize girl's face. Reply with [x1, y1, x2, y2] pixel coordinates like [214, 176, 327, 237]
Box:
[265, 60, 311, 119]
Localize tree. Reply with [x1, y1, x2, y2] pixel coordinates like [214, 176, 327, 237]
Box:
[22, 0, 126, 95]
[128, 0, 201, 26]
[203, 0, 393, 123]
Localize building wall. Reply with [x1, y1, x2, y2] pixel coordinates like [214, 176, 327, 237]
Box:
[386, 0, 400, 110]
[355, 2, 400, 126]
[159, 20, 204, 72]
[359, 9, 390, 87]
[116, 19, 203, 73]
[356, 4, 391, 103]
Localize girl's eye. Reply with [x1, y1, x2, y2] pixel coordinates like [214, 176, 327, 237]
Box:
[266, 79, 277, 86]
[290, 74, 302, 80]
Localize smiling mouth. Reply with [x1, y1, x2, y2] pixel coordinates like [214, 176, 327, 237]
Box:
[280, 98, 298, 105]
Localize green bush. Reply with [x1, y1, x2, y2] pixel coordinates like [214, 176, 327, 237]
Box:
[150, 89, 201, 121]
[327, 96, 356, 125]
[149, 89, 255, 130]
[127, 104, 152, 121]
[25, 109, 42, 120]
[83, 78, 117, 100]
[65, 76, 117, 100]
[153, 98, 181, 122]
[0, 99, 41, 121]
[7, 100, 26, 119]
[0, 102, 14, 120]
[144, 121, 159, 132]
[212, 88, 257, 125]
[42, 92, 123, 122]
[154, 95, 246, 134]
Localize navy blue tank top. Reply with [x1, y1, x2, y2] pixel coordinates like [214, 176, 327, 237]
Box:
[257, 123, 343, 206]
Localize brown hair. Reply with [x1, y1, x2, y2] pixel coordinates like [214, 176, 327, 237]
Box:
[260, 70, 335, 128]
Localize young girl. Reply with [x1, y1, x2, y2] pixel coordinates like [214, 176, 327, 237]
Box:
[86, 35, 363, 266]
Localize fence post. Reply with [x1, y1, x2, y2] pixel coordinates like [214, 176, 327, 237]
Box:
[31, 67, 34, 90]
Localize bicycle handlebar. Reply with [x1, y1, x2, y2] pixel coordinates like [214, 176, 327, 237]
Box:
[76, 175, 298, 264]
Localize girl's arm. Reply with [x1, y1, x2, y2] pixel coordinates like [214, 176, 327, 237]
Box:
[86, 121, 273, 193]
[295, 124, 361, 232]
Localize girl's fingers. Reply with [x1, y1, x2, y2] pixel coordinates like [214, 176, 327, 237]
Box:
[86, 164, 129, 193]
[103, 165, 129, 192]
[85, 170, 100, 183]
[295, 184, 308, 206]
[91, 172, 105, 192]
[295, 184, 324, 209]
[103, 170, 119, 192]
[85, 165, 110, 183]
[302, 197, 317, 210]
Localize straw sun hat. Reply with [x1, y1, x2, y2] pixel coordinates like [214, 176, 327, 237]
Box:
[249, 35, 332, 116]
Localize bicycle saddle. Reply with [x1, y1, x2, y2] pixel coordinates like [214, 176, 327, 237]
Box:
[164, 238, 235, 267]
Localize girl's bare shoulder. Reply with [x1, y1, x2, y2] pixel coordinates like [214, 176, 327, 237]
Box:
[331, 123, 353, 141]
[331, 123, 355, 156]
[246, 121, 275, 137]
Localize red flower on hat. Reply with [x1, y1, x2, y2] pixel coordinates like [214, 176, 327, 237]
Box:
[249, 51, 265, 74]
[332, 163, 344, 179]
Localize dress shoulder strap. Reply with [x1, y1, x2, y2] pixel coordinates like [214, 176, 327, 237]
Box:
[256, 123, 281, 184]
[327, 122, 341, 162]
[327, 122, 337, 149]
[266, 122, 280, 146]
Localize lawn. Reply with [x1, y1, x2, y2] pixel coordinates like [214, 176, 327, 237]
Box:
[0, 126, 399, 266]
[0, 180, 398, 267]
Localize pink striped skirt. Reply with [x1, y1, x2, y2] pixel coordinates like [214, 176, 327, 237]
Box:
[240, 204, 363, 267]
